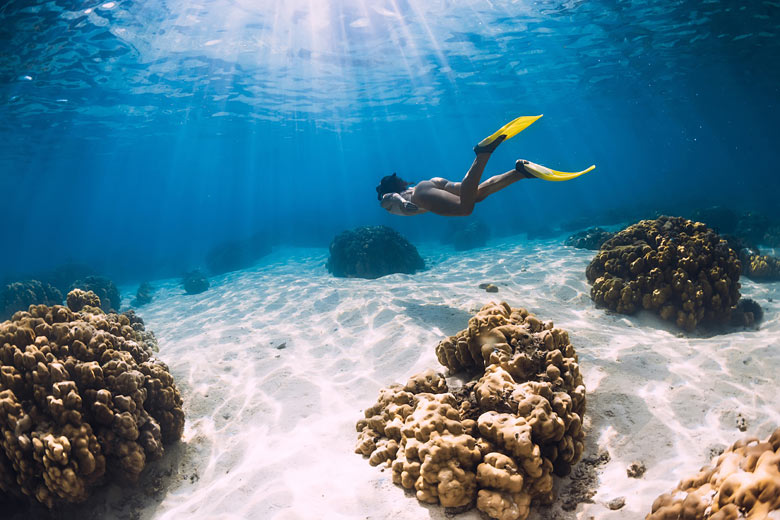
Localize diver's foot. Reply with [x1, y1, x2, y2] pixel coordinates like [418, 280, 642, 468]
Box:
[473, 134, 506, 155]
[516, 159, 535, 179]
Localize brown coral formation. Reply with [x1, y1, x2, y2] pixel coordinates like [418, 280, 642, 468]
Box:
[356, 302, 586, 520]
[586, 216, 742, 331]
[646, 427, 780, 520]
[743, 254, 780, 282]
[65, 289, 101, 312]
[0, 290, 184, 507]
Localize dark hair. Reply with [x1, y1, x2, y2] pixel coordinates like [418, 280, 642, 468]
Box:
[376, 173, 411, 201]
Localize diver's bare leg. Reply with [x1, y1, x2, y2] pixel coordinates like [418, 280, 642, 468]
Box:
[429, 161, 533, 202]
[475, 165, 533, 202]
[411, 153, 491, 216]
[458, 153, 491, 210]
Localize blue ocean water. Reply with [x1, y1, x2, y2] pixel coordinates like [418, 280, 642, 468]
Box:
[1, 0, 778, 283]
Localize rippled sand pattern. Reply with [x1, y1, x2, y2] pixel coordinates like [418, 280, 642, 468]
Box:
[43, 240, 780, 519]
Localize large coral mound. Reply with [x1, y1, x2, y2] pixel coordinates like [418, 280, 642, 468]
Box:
[356, 302, 586, 520]
[586, 216, 741, 331]
[0, 290, 184, 507]
[327, 226, 425, 279]
[646, 427, 780, 520]
[764, 226, 780, 247]
[1, 280, 62, 321]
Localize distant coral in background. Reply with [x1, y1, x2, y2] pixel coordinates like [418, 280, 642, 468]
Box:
[586, 216, 741, 332]
[734, 211, 772, 245]
[689, 205, 738, 235]
[182, 270, 209, 294]
[646, 427, 780, 520]
[525, 225, 560, 240]
[205, 233, 271, 275]
[0, 280, 62, 320]
[722, 234, 760, 262]
[356, 302, 586, 520]
[743, 254, 780, 282]
[69, 276, 121, 312]
[444, 220, 490, 251]
[41, 263, 96, 296]
[327, 226, 425, 279]
[564, 227, 615, 250]
[718, 218, 780, 283]
[0, 290, 184, 508]
[690, 207, 780, 248]
[133, 282, 155, 306]
[763, 225, 780, 247]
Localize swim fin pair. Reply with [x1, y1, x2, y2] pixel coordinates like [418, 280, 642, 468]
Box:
[475, 114, 596, 181]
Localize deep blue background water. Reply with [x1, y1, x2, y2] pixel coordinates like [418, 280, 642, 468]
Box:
[1, 0, 778, 283]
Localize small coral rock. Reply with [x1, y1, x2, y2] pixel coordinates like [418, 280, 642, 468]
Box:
[0, 296, 184, 507]
[357, 303, 586, 520]
[327, 226, 424, 279]
[586, 216, 741, 332]
[607, 497, 626, 510]
[182, 270, 209, 295]
[730, 298, 764, 328]
[627, 460, 646, 478]
[134, 282, 154, 306]
[645, 427, 780, 520]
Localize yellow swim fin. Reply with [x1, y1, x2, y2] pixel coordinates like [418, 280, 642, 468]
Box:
[521, 160, 595, 182]
[475, 114, 543, 154]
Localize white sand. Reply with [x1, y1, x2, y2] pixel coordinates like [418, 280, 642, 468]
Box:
[54, 238, 780, 519]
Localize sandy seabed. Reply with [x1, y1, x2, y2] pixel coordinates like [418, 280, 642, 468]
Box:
[26, 237, 780, 520]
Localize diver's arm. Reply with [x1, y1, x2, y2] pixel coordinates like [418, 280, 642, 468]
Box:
[381, 193, 419, 216]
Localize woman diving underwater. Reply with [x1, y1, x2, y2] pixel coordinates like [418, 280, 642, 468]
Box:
[376, 115, 595, 217]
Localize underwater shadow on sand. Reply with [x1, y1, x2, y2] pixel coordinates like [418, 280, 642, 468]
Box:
[395, 300, 474, 337]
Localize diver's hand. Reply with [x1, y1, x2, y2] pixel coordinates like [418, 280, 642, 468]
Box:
[381, 193, 418, 215]
[380, 193, 394, 209]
